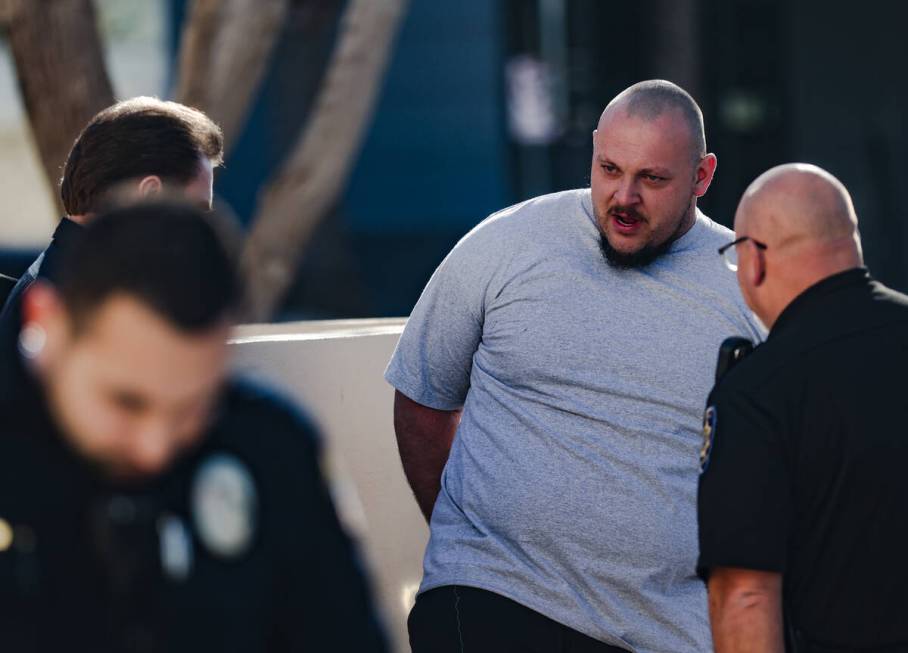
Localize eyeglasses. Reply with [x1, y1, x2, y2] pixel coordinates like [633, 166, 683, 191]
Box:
[718, 236, 768, 271]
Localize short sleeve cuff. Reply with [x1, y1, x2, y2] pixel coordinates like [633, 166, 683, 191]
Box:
[384, 360, 465, 411]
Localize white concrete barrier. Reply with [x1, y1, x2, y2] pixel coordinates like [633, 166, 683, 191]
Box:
[230, 318, 426, 653]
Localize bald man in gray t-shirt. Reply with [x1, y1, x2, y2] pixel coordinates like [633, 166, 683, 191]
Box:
[386, 81, 764, 653]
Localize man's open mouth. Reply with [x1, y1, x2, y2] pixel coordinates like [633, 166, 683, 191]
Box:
[610, 209, 643, 231]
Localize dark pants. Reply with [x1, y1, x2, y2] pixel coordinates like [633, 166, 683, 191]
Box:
[408, 585, 630, 653]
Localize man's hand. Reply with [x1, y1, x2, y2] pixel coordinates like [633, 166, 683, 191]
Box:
[393, 390, 461, 522]
[708, 567, 784, 653]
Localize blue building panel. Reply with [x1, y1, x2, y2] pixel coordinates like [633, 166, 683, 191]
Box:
[343, 0, 512, 232]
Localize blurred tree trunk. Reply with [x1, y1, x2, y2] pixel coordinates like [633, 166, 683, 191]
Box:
[176, 0, 289, 151]
[1, 0, 409, 322]
[0, 0, 114, 210]
[240, 0, 409, 322]
[649, 0, 700, 100]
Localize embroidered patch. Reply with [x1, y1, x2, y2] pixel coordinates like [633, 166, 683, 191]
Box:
[699, 405, 717, 473]
[191, 453, 258, 559]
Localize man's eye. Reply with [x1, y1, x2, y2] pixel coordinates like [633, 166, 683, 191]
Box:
[602, 164, 617, 174]
[645, 175, 666, 182]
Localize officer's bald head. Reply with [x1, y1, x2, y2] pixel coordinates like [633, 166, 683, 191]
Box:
[736, 163, 861, 253]
[733, 163, 864, 329]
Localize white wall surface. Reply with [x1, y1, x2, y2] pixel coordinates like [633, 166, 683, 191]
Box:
[230, 318, 426, 653]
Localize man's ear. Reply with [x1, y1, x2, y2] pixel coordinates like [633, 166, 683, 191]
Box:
[694, 153, 718, 197]
[136, 175, 163, 198]
[744, 242, 767, 288]
[21, 281, 69, 369]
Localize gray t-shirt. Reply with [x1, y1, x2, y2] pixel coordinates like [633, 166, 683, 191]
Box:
[385, 189, 764, 652]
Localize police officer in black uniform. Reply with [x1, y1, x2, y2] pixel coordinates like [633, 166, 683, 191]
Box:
[0, 202, 387, 652]
[697, 163, 908, 652]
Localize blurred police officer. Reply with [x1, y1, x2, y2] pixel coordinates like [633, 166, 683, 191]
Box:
[0, 202, 387, 652]
[0, 96, 223, 338]
[697, 163, 908, 652]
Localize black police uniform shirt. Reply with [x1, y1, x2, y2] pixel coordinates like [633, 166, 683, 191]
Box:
[0, 272, 15, 308]
[698, 268, 908, 649]
[0, 326, 388, 652]
[0, 217, 82, 349]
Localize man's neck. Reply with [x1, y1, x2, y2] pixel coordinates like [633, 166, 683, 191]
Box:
[66, 214, 90, 226]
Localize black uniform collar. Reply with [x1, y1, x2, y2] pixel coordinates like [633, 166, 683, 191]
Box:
[40, 217, 84, 282]
[53, 216, 83, 240]
[769, 267, 872, 339]
[0, 218, 82, 411]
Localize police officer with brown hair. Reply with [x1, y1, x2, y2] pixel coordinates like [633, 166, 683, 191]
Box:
[0, 96, 224, 341]
[698, 163, 908, 652]
[0, 202, 387, 652]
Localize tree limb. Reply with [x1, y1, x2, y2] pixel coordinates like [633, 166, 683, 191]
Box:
[175, 0, 289, 150]
[2, 0, 114, 210]
[239, 0, 409, 322]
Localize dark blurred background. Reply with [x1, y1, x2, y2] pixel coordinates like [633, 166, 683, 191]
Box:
[3, 0, 907, 319]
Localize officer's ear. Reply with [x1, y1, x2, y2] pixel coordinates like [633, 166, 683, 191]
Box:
[136, 175, 164, 198]
[743, 241, 767, 289]
[20, 281, 70, 370]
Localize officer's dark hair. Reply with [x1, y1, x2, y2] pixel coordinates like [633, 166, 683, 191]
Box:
[56, 201, 241, 333]
[60, 97, 224, 216]
[608, 80, 707, 163]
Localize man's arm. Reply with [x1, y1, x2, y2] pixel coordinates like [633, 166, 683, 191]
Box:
[708, 567, 784, 653]
[393, 390, 461, 521]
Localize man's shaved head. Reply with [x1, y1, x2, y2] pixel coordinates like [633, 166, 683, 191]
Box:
[732, 163, 864, 328]
[600, 80, 706, 162]
[736, 163, 861, 251]
[590, 79, 716, 268]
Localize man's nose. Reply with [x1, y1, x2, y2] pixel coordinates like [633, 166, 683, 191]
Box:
[613, 177, 640, 206]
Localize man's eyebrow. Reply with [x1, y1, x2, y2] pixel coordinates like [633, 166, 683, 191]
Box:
[638, 167, 672, 177]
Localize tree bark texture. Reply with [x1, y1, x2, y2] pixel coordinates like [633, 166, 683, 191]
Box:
[0, 0, 114, 208]
[239, 0, 410, 322]
[175, 0, 289, 150]
[648, 0, 701, 101]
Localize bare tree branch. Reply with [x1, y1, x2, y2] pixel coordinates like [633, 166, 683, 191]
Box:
[1, 0, 114, 210]
[175, 0, 289, 150]
[0, 0, 20, 27]
[174, 0, 222, 111]
[239, 0, 409, 322]
[649, 0, 700, 100]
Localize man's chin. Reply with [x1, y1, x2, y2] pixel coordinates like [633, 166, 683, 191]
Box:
[599, 234, 670, 269]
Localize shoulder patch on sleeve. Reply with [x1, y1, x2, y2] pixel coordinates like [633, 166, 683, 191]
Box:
[699, 405, 718, 473]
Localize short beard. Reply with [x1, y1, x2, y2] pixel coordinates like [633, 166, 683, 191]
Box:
[598, 205, 695, 269]
[599, 234, 673, 269]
